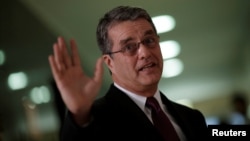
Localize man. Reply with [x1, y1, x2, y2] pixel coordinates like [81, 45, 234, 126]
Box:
[48, 6, 208, 141]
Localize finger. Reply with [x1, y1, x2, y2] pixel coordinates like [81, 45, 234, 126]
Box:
[48, 55, 61, 82]
[70, 39, 81, 66]
[58, 37, 72, 68]
[53, 42, 66, 71]
[93, 57, 104, 84]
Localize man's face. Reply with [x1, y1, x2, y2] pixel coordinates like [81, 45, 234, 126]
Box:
[103, 18, 163, 94]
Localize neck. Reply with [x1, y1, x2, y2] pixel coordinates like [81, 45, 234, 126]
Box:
[114, 81, 158, 97]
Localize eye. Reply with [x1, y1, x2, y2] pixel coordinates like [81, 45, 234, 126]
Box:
[124, 43, 137, 53]
[143, 37, 156, 46]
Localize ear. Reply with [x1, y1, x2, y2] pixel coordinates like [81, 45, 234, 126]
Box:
[103, 55, 114, 73]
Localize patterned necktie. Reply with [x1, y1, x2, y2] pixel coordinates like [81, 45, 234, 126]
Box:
[146, 97, 180, 141]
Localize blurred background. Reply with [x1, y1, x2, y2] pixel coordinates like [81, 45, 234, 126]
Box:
[0, 0, 250, 140]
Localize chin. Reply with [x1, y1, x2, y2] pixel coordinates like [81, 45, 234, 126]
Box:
[141, 78, 160, 86]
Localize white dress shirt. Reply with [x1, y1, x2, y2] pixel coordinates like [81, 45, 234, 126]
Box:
[114, 83, 186, 141]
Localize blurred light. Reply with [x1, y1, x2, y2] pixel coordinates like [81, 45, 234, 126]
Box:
[162, 58, 183, 78]
[205, 116, 220, 125]
[22, 96, 36, 109]
[8, 72, 28, 90]
[176, 99, 193, 108]
[152, 15, 175, 34]
[160, 40, 181, 59]
[30, 86, 51, 104]
[0, 50, 5, 65]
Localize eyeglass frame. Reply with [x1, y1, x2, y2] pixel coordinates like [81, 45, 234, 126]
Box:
[105, 34, 160, 56]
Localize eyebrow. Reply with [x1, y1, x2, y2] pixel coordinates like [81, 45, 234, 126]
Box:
[119, 29, 155, 46]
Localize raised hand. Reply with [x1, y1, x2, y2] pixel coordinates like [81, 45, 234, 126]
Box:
[48, 37, 104, 125]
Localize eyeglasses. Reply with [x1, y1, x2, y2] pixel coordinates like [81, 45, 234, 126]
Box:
[106, 35, 159, 56]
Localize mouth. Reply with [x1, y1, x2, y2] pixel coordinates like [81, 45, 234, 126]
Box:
[138, 62, 156, 71]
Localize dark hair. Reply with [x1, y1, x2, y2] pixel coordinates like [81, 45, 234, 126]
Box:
[96, 6, 157, 54]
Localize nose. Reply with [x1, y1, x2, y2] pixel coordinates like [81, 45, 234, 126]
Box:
[137, 43, 152, 59]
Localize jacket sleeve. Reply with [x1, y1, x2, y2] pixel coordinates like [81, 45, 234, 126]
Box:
[60, 110, 104, 141]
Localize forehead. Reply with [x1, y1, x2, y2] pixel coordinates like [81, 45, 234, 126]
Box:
[108, 19, 155, 42]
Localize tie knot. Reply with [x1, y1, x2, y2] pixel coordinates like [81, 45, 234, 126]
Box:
[146, 97, 161, 113]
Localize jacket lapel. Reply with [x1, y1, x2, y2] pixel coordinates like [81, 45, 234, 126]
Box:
[104, 84, 163, 140]
[105, 84, 153, 128]
[160, 93, 196, 140]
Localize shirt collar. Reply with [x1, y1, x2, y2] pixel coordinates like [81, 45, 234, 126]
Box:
[114, 83, 164, 111]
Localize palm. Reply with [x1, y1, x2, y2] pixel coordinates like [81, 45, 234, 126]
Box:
[48, 37, 103, 117]
[57, 65, 100, 112]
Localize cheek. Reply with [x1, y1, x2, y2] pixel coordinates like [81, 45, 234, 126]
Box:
[116, 59, 136, 75]
[156, 50, 163, 65]
[157, 48, 163, 59]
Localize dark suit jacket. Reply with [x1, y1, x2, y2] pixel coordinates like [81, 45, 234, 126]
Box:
[61, 84, 208, 141]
